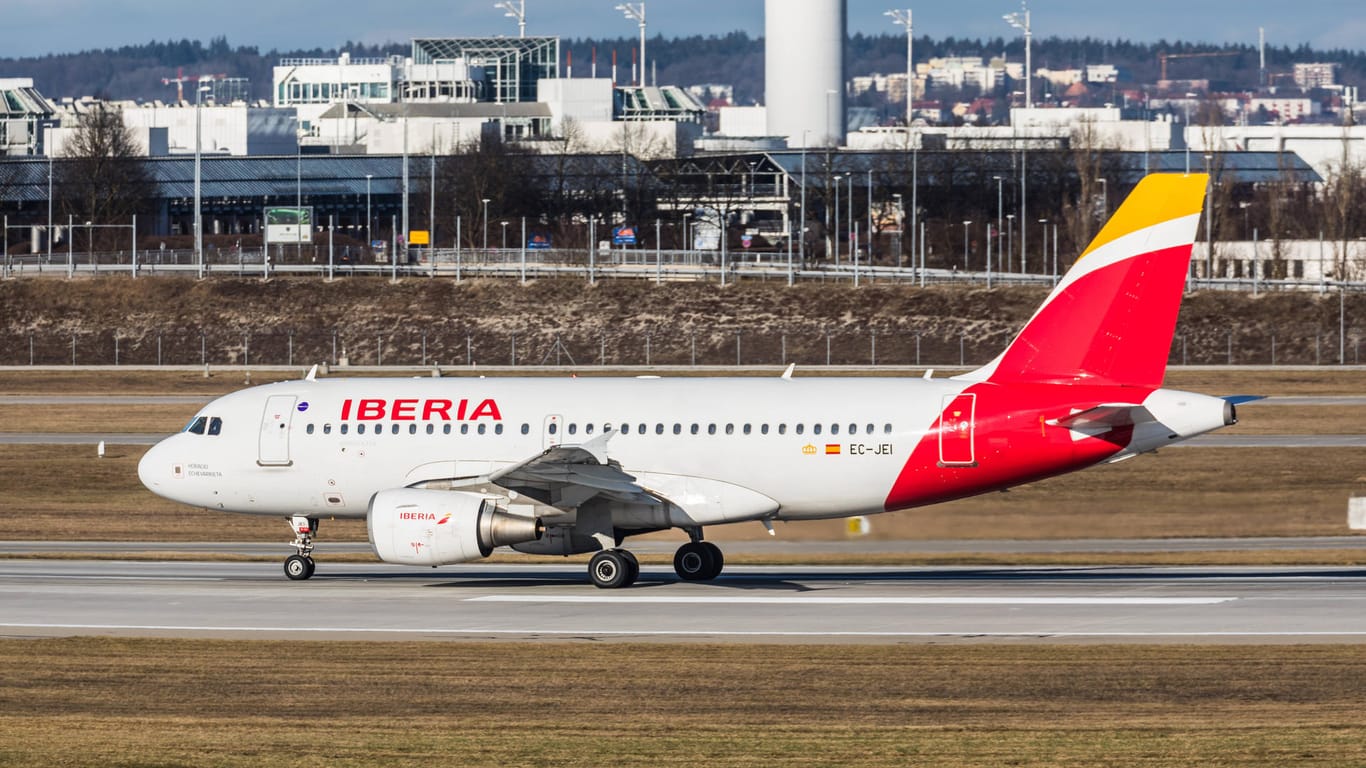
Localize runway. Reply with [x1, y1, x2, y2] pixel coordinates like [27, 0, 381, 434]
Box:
[2, 559, 1363, 643]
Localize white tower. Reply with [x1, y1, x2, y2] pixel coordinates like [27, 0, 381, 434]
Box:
[765, 0, 846, 148]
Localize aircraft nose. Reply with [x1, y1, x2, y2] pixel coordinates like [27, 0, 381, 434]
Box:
[138, 439, 169, 493]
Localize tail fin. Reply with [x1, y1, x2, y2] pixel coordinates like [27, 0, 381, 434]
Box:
[964, 173, 1208, 388]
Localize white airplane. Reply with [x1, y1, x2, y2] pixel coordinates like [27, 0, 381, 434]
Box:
[139, 173, 1239, 588]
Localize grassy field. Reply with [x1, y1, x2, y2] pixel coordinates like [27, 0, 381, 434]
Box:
[1, 638, 1364, 767]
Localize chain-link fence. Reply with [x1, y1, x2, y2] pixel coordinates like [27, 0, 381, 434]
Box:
[5, 328, 1361, 368]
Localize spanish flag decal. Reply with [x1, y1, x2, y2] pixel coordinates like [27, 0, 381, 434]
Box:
[825, 444, 841, 455]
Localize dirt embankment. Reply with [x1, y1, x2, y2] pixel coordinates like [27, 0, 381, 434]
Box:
[0, 277, 1361, 367]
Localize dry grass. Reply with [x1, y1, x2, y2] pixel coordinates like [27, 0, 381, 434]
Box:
[1, 639, 1364, 767]
[1, 445, 1362, 544]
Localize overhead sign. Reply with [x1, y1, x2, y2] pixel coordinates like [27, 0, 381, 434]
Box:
[612, 225, 637, 245]
[264, 207, 313, 245]
[409, 230, 430, 246]
[527, 233, 551, 250]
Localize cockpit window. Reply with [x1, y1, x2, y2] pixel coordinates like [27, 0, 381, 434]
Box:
[207, 417, 223, 436]
[185, 416, 208, 435]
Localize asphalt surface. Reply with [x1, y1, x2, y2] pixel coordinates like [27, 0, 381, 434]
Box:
[1, 559, 1363, 643]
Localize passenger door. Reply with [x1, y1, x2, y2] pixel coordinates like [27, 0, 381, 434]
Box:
[938, 393, 977, 467]
[258, 395, 296, 466]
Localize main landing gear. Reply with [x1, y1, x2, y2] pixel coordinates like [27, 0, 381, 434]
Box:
[586, 535, 726, 589]
[284, 515, 318, 580]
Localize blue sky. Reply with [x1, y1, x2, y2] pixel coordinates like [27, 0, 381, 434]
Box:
[7, 1, 1364, 57]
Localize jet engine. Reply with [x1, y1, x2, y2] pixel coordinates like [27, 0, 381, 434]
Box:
[367, 489, 543, 566]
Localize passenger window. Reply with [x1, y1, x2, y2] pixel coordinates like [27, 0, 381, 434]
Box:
[707, 424, 716, 435]
[521, 423, 530, 435]
[549, 423, 558, 435]
[358, 424, 366, 435]
[461, 424, 470, 435]
[743, 424, 751, 435]
[725, 424, 734, 435]
[761, 424, 769, 435]
[391, 424, 400, 435]
[813, 424, 822, 435]
[306, 424, 315, 435]
[186, 416, 207, 435]
[478, 424, 487, 435]
[568, 423, 577, 435]
[495, 424, 504, 435]
[796, 424, 804, 435]
[866, 424, 874, 435]
[444, 424, 452, 435]
[831, 424, 839, 435]
[323, 424, 332, 435]
[425, 424, 434, 435]
[673, 424, 682, 435]
[690, 424, 699, 435]
[850, 423, 858, 435]
[340, 424, 349, 435]
[778, 424, 786, 435]
[207, 417, 222, 436]
[637, 424, 646, 435]
[620, 423, 629, 434]
[884, 423, 892, 434]
[408, 424, 417, 435]
[586, 423, 595, 435]
[655, 424, 664, 435]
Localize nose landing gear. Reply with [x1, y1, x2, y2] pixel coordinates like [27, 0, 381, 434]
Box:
[284, 516, 319, 580]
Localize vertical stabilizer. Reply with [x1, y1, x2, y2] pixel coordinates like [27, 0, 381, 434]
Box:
[963, 173, 1208, 388]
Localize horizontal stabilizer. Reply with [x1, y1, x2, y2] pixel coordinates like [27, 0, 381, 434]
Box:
[1046, 404, 1152, 432]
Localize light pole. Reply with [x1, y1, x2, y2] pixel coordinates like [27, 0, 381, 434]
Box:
[616, 3, 647, 86]
[1003, 2, 1032, 109]
[847, 173, 854, 267]
[833, 174, 842, 265]
[892, 192, 903, 269]
[1006, 213, 1015, 272]
[885, 9, 913, 128]
[962, 220, 972, 271]
[1038, 218, 1049, 279]
[495, 0, 526, 37]
[799, 129, 808, 269]
[481, 198, 490, 251]
[501, 221, 510, 250]
[1183, 92, 1197, 173]
[993, 175, 1003, 277]
[825, 89, 838, 148]
[364, 174, 373, 252]
[1203, 154, 1213, 278]
[194, 81, 212, 278]
[1096, 177, 1108, 218]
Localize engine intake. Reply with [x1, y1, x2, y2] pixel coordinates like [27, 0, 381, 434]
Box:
[368, 488, 543, 566]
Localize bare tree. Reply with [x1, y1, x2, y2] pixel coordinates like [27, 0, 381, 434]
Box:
[55, 104, 155, 249]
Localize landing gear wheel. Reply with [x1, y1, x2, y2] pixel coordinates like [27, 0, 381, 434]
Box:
[284, 554, 315, 581]
[674, 541, 722, 582]
[619, 549, 640, 584]
[589, 549, 636, 589]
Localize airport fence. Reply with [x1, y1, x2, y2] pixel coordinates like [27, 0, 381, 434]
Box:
[4, 328, 1361, 368]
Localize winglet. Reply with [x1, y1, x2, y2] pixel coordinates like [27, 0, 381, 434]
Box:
[305, 364, 318, 382]
[781, 363, 795, 380]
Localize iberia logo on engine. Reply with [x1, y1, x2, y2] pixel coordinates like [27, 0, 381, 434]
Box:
[399, 512, 439, 521]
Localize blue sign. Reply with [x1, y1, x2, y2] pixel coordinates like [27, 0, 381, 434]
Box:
[612, 225, 637, 245]
[527, 233, 552, 250]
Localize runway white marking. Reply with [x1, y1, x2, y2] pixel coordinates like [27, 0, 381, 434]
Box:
[467, 595, 1237, 606]
[2, 623, 1363, 638]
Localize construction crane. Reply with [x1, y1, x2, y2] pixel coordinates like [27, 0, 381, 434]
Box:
[1158, 51, 1238, 81]
[161, 68, 226, 103]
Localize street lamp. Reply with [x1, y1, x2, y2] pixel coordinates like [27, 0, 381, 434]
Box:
[884, 9, 913, 128]
[993, 175, 1003, 277]
[891, 192, 903, 269]
[1096, 177, 1108, 218]
[615, 3, 647, 86]
[1183, 92, 1197, 173]
[1005, 213, 1015, 272]
[1038, 218, 1049, 279]
[481, 198, 490, 250]
[194, 80, 213, 278]
[364, 174, 373, 251]
[962, 220, 972, 271]
[495, 0, 526, 37]
[1003, 2, 1032, 109]
[501, 220, 510, 249]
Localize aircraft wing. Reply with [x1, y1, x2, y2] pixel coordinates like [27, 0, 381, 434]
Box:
[482, 432, 662, 508]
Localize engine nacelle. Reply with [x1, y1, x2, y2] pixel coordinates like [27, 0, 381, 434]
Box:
[367, 489, 543, 566]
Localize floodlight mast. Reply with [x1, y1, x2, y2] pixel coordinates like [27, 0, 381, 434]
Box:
[495, 1, 526, 37]
[194, 78, 214, 279]
[616, 3, 647, 86]
[884, 9, 913, 128]
[1003, 2, 1032, 109]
